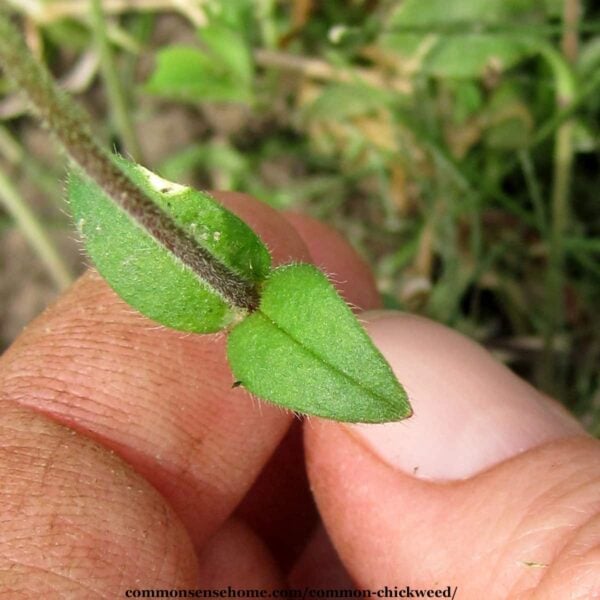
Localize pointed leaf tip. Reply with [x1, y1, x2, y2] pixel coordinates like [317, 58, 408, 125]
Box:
[227, 264, 412, 423]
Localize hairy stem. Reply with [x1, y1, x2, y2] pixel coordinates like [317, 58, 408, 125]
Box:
[0, 10, 259, 311]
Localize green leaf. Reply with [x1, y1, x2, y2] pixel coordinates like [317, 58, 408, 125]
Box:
[198, 22, 254, 85]
[145, 46, 252, 104]
[69, 157, 271, 333]
[424, 35, 534, 79]
[388, 0, 543, 27]
[381, 0, 542, 78]
[144, 15, 254, 105]
[227, 264, 412, 423]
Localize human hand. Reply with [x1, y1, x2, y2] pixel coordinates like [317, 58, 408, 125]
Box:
[0, 194, 597, 599]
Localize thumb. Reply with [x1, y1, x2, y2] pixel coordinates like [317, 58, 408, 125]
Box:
[305, 312, 599, 599]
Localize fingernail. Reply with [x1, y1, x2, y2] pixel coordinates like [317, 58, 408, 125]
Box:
[349, 312, 583, 480]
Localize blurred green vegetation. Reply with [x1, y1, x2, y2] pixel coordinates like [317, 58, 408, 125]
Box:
[0, 0, 599, 432]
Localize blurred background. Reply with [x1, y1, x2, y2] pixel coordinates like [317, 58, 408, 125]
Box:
[0, 0, 598, 432]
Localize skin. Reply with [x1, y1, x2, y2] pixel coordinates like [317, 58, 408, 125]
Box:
[0, 193, 598, 598]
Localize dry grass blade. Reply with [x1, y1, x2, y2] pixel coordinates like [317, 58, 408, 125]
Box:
[5, 0, 207, 27]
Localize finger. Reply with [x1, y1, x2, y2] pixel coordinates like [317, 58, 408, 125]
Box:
[288, 523, 353, 589]
[306, 312, 598, 598]
[236, 420, 317, 572]
[0, 400, 198, 596]
[196, 517, 284, 589]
